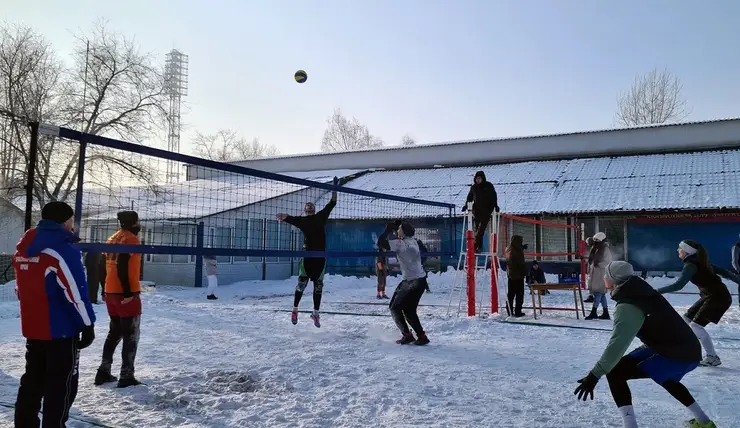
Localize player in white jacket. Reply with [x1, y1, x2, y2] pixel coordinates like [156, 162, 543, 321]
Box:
[377, 220, 430, 346]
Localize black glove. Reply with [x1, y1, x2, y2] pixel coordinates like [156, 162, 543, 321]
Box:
[393, 219, 402, 228]
[78, 325, 95, 349]
[574, 372, 599, 401]
[461, 205, 467, 212]
[494, 205, 500, 212]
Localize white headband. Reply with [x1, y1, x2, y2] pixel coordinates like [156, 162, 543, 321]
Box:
[679, 241, 697, 255]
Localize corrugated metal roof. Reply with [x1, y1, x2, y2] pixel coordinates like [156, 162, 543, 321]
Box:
[229, 117, 740, 162]
[326, 149, 740, 216]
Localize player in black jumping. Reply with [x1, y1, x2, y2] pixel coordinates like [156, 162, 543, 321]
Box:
[277, 187, 337, 328]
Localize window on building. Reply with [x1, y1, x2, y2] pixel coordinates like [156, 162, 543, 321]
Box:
[539, 216, 567, 261]
[248, 219, 264, 262]
[278, 222, 292, 262]
[171, 225, 195, 263]
[148, 225, 173, 263]
[233, 219, 249, 262]
[598, 217, 625, 260]
[212, 227, 232, 263]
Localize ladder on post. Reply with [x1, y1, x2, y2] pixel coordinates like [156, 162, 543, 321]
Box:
[446, 203, 501, 317]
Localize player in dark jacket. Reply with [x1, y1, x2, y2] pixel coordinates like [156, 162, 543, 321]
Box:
[656, 240, 740, 367]
[278, 188, 337, 328]
[84, 251, 106, 304]
[462, 171, 498, 252]
[574, 261, 716, 428]
[13, 201, 96, 427]
[505, 235, 527, 317]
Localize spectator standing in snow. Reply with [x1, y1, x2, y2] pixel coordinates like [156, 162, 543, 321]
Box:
[204, 255, 218, 300]
[13, 201, 96, 427]
[375, 231, 390, 299]
[462, 171, 499, 253]
[378, 220, 430, 346]
[656, 239, 740, 367]
[84, 251, 105, 304]
[505, 235, 526, 317]
[574, 261, 716, 428]
[95, 210, 144, 388]
[586, 232, 612, 320]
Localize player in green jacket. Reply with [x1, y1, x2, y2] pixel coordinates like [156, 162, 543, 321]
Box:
[573, 261, 716, 428]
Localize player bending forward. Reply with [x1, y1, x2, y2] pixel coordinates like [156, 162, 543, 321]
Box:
[277, 186, 337, 328]
[378, 221, 430, 345]
[574, 261, 716, 428]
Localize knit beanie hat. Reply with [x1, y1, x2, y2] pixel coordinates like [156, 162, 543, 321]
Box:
[41, 201, 74, 224]
[605, 261, 634, 285]
[593, 232, 606, 242]
[117, 210, 139, 228]
[400, 222, 415, 237]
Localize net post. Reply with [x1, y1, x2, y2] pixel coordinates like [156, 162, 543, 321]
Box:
[73, 141, 87, 236]
[24, 122, 40, 231]
[194, 221, 205, 288]
[490, 210, 499, 314]
[579, 223, 587, 290]
[466, 202, 475, 316]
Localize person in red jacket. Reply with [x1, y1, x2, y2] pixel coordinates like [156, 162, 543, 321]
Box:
[12, 201, 96, 428]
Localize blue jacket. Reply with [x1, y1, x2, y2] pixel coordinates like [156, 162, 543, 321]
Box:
[13, 220, 96, 340]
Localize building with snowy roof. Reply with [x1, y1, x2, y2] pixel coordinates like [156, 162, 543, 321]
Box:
[197, 118, 740, 280]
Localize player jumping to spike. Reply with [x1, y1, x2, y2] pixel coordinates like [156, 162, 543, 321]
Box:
[277, 183, 337, 328]
[656, 239, 740, 367]
[574, 261, 716, 428]
[378, 220, 430, 345]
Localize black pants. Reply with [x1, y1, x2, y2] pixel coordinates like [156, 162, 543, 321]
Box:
[86, 271, 103, 304]
[294, 257, 326, 310]
[473, 213, 492, 251]
[507, 277, 525, 315]
[15, 338, 80, 428]
[606, 355, 697, 408]
[389, 277, 427, 336]
[100, 316, 140, 380]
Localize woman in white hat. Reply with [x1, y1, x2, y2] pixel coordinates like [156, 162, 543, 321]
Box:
[585, 232, 612, 319]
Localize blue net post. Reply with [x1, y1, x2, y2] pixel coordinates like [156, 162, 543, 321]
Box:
[194, 221, 205, 287]
[73, 141, 88, 237]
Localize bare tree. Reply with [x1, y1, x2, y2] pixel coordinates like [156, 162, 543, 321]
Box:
[0, 20, 168, 211]
[401, 134, 416, 146]
[191, 129, 279, 161]
[320, 108, 384, 152]
[615, 68, 689, 127]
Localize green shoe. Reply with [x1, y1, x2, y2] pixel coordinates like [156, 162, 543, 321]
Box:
[685, 419, 717, 428]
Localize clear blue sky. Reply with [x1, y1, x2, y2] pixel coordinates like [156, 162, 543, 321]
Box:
[6, 0, 740, 155]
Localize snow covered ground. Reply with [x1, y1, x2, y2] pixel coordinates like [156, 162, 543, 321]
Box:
[0, 271, 739, 428]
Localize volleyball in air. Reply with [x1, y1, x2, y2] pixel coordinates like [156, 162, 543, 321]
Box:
[294, 70, 307, 84]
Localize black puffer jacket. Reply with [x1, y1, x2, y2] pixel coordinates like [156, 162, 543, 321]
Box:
[463, 171, 498, 215]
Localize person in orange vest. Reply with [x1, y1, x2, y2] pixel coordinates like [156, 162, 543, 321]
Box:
[94, 210, 143, 388]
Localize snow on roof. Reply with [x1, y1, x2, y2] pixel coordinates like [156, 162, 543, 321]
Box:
[316, 149, 740, 217]
[85, 169, 364, 222]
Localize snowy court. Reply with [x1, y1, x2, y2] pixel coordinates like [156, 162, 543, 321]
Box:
[0, 272, 738, 428]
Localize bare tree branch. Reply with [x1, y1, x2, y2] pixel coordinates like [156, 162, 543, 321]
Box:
[400, 134, 416, 146]
[320, 108, 384, 152]
[191, 129, 279, 161]
[615, 68, 690, 127]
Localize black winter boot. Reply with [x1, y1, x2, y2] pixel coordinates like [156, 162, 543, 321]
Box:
[584, 295, 594, 303]
[585, 307, 598, 320]
[94, 368, 117, 386]
[396, 332, 415, 345]
[599, 308, 610, 320]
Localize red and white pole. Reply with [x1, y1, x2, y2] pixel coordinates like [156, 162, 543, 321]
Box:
[466, 203, 476, 316]
[490, 211, 499, 314]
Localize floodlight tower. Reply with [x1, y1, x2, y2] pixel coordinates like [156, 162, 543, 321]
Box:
[164, 49, 188, 183]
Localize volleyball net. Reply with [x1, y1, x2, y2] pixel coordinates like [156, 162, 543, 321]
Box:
[23, 123, 457, 287]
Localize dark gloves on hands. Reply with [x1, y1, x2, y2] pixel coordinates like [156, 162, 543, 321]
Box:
[78, 325, 95, 349]
[574, 372, 599, 401]
[494, 205, 500, 212]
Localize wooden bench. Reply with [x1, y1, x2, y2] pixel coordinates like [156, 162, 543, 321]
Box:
[528, 282, 586, 320]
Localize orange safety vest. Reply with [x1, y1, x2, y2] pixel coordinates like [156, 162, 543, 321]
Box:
[104, 229, 142, 294]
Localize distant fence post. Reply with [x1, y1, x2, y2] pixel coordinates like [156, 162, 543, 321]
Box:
[194, 222, 205, 287]
[24, 122, 40, 231]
